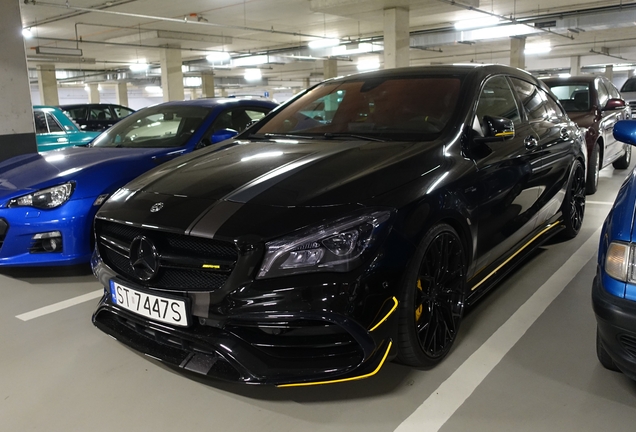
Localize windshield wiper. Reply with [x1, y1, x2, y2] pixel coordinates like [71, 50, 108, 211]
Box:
[262, 133, 316, 140]
[323, 133, 389, 142]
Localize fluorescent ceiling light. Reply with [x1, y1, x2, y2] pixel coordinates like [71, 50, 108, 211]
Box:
[206, 52, 231, 62]
[331, 42, 381, 56]
[129, 61, 149, 72]
[184, 76, 202, 87]
[35, 46, 83, 56]
[233, 55, 268, 67]
[22, 28, 33, 39]
[525, 42, 552, 54]
[559, 73, 571, 78]
[308, 38, 341, 49]
[244, 68, 262, 81]
[467, 24, 538, 41]
[454, 17, 500, 30]
[357, 59, 380, 71]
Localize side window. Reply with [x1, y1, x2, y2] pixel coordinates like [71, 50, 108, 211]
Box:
[33, 111, 48, 134]
[90, 107, 113, 121]
[604, 79, 621, 100]
[597, 80, 610, 108]
[542, 90, 565, 120]
[113, 107, 134, 118]
[209, 108, 270, 134]
[66, 108, 87, 121]
[45, 113, 64, 133]
[510, 78, 548, 122]
[475, 76, 521, 132]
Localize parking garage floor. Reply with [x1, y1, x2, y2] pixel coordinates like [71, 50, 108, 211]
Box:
[1, 162, 635, 432]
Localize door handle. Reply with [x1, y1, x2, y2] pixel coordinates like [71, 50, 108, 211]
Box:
[524, 135, 538, 149]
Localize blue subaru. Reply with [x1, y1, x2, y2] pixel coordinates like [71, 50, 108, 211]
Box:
[0, 98, 276, 266]
[594, 119, 636, 378]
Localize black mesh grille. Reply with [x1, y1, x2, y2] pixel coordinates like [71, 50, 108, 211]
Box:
[96, 219, 236, 291]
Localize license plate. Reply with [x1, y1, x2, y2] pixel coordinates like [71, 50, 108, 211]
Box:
[109, 280, 190, 327]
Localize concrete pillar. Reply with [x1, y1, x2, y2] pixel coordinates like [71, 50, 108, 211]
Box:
[0, 0, 37, 160]
[303, 78, 311, 89]
[570, 56, 581, 76]
[37, 64, 59, 106]
[201, 73, 215, 98]
[221, 88, 228, 97]
[629, 69, 635, 79]
[160, 46, 184, 102]
[509, 37, 526, 69]
[383, 7, 410, 69]
[605, 65, 614, 81]
[116, 82, 129, 106]
[87, 83, 100, 103]
[323, 58, 338, 79]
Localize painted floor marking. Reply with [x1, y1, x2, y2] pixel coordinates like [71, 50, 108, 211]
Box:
[394, 225, 603, 432]
[16, 289, 103, 321]
[587, 201, 614, 205]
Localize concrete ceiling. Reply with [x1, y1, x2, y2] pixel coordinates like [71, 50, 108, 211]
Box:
[18, 0, 636, 90]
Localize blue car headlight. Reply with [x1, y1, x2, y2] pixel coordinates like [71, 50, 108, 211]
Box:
[8, 182, 75, 210]
[257, 210, 392, 279]
[605, 241, 636, 283]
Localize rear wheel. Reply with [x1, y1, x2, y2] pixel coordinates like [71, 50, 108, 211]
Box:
[596, 328, 620, 372]
[397, 223, 467, 367]
[585, 143, 599, 195]
[560, 160, 586, 239]
[613, 144, 632, 170]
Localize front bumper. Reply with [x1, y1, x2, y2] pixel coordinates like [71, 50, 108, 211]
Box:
[0, 197, 96, 266]
[592, 272, 636, 380]
[92, 258, 399, 386]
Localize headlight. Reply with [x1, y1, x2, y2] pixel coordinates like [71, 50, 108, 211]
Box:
[257, 209, 392, 279]
[8, 183, 75, 209]
[605, 241, 636, 283]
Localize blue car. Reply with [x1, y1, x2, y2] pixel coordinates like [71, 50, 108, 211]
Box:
[34, 106, 101, 152]
[0, 98, 276, 266]
[594, 119, 636, 379]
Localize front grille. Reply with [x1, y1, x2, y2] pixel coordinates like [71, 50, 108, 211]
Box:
[619, 334, 636, 358]
[95, 219, 238, 291]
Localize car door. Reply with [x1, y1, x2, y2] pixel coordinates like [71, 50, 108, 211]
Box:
[469, 75, 544, 272]
[599, 77, 625, 162]
[33, 109, 70, 151]
[510, 77, 576, 225]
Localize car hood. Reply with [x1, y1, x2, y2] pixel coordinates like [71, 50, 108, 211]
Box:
[566, 111, 595, 128]
[0, 146, 185, 201]
[99, 138, 443, 238]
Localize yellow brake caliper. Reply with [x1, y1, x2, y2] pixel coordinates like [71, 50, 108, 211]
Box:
[415, 279, 423, 321]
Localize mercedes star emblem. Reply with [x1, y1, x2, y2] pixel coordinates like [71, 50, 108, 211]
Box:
[129, 236, 159, 281]
[150, 202, 164, 213]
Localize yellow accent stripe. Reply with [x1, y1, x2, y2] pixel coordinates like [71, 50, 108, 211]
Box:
[369, 297, 399, 332]
[276, 340, 393, 388]
[495, 131, 515, 137]
[202, 264, 221, 269]
[470, 221, 561, 291]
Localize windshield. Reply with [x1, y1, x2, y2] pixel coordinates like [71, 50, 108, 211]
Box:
[252, 76, 462, 141]
[548, 83, 591, 112]
[91, 105, 211, 148]
[621, 79, 636, 92]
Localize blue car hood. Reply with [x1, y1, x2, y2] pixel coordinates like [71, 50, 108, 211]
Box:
[0, 146, 185, 202]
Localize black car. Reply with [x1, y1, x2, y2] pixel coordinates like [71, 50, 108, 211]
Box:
[91, 65, 586, 386]
[543, 76, 630, 194]
[60, 103, 135, 132]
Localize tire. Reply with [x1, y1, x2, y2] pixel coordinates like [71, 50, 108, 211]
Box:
[613, 144, 632, 170]
[596, 328, 620, 372]
[397, 223, 467, 368]
[585, 144, 600, 195]
[560, 160, 586, 239]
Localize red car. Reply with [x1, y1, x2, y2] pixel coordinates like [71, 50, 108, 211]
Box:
[544, 76, 631, 194]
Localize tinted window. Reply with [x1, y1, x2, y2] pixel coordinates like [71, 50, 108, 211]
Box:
[209, 108, 270, 133]
[621, 78, 636, 92]
[475, 76, 520, 127]
[255, 77, 462, 140]
[65, 107, 87, 121]
[91, 105, 211, 148]
[33, 111, 48, 134]
[90, 107, 113, 121]
[510, 78, 549, 121]
[545, 83, 590, 112]
[46, 113, 64, 133]
[113, 107, 134, 118]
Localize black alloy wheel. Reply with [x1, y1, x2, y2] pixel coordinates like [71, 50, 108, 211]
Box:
[561, 160, 586, 239]
[585, 143, 599, 195]
[613, 144, 632, 170]
[397, 223, 467, 367]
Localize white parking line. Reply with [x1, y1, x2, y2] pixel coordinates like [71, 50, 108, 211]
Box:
[16, 289, 104, 321]
[394, 226, 603, 432]
[586, 201, 614, 205]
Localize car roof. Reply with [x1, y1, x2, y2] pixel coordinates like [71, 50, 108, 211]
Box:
[542, 76, 598, 84]
[145, 98, 277, 109]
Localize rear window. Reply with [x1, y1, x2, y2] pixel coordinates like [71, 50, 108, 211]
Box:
[547, 83, 591, 112]
[621, 78, 636, 92]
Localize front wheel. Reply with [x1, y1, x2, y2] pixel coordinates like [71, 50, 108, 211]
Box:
[560, 160, 586, 239]
[613, 144, 632, 170]
[397, 223, 467, 367]
[585, 143, 599, 195]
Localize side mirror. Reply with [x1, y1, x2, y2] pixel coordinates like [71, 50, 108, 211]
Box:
[613, 120, 636, 145]
[603, 98, 626, 111]
[476, 115, 515, 143]
[211, 128, 238, 144]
